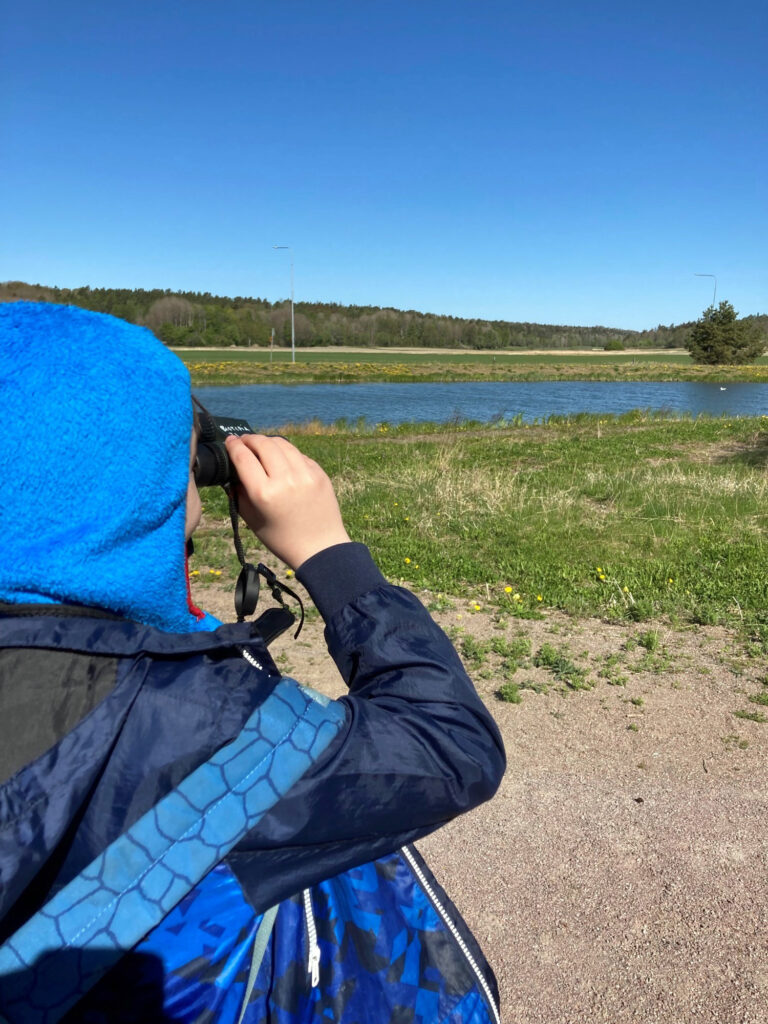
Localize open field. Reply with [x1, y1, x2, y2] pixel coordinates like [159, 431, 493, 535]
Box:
[176, 347, 768, 385]
[177, 346, 700, 362]
[192, 413, 768, 631]
[177, 345, 768, 365]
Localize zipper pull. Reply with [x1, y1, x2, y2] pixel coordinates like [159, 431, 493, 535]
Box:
[308, 942, 321, 987]
[303, 888, 321, 988]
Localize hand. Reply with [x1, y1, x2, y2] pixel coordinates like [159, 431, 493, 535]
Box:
[224, 434, 351, 570]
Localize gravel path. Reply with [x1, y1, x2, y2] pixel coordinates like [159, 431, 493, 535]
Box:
[198, 584, 768, 1023]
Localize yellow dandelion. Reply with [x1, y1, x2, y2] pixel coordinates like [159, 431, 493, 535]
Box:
[286, 569, 294, 578]
[208, 569, 216, 575]
[190, 570, 200, 577]
[214, 570, 222, 576]
[504, 586, 513, 593]
[536, 595, 543, 602]
[668, 577, 674, 583]
[413, 564, 419, 569]
[404, 557, 411, 564]
[623, 586, 629, 593]
[473, 603, 481, 611]
[596, 567, 603, 573]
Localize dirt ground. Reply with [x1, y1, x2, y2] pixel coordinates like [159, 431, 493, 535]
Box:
[197, 583, 768, 1024]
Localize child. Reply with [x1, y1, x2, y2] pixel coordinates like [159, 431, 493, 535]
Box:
[0, 301, 505, 1023]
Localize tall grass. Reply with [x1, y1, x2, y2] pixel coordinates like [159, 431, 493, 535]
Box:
[194, 414, 768, 628]
[183, 353, 768, 386]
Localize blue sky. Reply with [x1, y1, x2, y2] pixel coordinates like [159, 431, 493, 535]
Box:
[2, 0, 766, 330]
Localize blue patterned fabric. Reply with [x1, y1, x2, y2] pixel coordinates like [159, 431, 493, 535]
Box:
[62, 851, 498, 1024]
[0, 682, 345, 1022]
[245, 851, 497, 1024]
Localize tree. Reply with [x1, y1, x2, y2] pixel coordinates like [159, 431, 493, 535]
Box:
[144, 296, 195, 331]
[685, 301, 765, 365]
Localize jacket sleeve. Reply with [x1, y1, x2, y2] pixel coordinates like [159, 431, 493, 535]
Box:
[236, 543, 506, 851]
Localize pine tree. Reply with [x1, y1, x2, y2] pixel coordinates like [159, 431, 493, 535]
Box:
[685, 302, 765, 365]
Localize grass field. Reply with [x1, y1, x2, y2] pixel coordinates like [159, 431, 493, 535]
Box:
[192, 412, 768, 640]
[177, 347, 768, 385]
[180, 347, 704, 365]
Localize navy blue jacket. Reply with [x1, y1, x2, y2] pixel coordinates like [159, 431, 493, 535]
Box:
[0, 545, 506, 1022]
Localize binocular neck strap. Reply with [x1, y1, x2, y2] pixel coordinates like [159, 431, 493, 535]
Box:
[227, 485, 305, 638]
[227, 486, 248, 570]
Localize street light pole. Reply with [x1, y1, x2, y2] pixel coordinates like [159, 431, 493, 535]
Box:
[273, 245, 295, 363]
[694, 273, 717, 308]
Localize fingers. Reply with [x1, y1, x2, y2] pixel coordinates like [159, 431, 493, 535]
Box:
[226, 434, 309, 482]
[222, 433, 349, 568]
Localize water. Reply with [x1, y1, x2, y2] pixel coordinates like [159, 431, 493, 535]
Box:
[194, 381, 768, 429]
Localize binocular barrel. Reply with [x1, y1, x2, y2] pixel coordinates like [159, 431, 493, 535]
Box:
[193, 442, 235, 488]
[191, 403, 253, 488]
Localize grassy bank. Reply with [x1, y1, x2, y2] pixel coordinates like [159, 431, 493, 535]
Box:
[180, 349, 768, 385]
[192, 413, 768, 640]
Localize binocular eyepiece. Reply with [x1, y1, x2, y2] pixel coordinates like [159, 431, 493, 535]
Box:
[193, 408, 253, 489]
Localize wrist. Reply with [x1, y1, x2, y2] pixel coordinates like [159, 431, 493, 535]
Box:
[289, 528, 352, 571]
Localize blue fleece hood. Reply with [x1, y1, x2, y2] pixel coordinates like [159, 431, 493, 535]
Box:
[0, 301, 213, 632]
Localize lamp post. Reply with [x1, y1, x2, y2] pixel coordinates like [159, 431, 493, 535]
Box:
[694, 273, 717, 309]
[273, 245, 295, 363]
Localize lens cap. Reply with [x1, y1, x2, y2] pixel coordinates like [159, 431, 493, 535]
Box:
[235, 564, 261, 620]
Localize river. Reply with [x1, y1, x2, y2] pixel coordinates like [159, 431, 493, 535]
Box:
[193, 381, 768, 429]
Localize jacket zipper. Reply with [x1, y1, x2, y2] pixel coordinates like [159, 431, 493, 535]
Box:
[303, 888, 321, 987]
[239, 646, 265, 672]
[243, 648, 318, 988]
[401, 845, 501, 1024]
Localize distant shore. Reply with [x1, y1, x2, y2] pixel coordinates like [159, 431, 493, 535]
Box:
[174, 346, 768, 386]
[173, 344, 687, 356]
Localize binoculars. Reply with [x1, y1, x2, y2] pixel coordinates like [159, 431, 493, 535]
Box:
[193, 407, 252, 489]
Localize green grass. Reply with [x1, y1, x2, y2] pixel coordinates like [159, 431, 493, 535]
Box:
[532, 643, 592, 690]
[179, 347, 768, 384]
[733, 709, 768, 723]
[637, 630, 661, 652]
[457, 633, 531, 675]
[180, 347, 705, 366]
[722, 733, 750, 750]
[193, 413, 768, 630]
[496, 682, 522, 704]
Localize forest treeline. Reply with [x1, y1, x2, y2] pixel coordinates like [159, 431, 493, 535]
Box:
[2, 281, 766, 351]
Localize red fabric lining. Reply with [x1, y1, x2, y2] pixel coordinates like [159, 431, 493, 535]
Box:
[185, 549, 205, 621]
